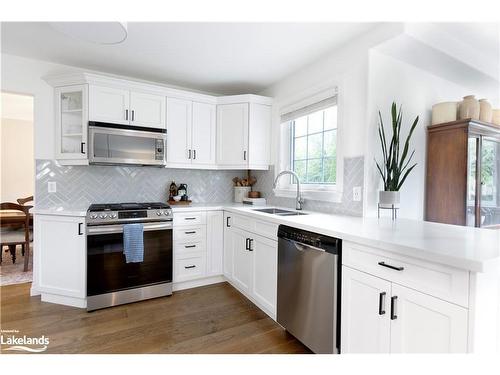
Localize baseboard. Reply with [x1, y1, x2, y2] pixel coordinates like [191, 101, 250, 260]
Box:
[173, 275, 225, 292]
[30, 285, 41, 296]
[41, 293, 86, 308]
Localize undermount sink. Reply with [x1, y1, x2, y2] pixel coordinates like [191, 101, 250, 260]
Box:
[252, 208, 308, 216]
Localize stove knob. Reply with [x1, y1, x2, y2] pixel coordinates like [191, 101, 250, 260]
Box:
[163, 210, 170, 216]
[110, 213, 117, 219]
[99, 214, 108, 219]
[90, 214, 98, 219]
[156, 211, 162, 216]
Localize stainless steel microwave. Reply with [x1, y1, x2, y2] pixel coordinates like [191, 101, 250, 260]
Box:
[88, 122, 166, 167]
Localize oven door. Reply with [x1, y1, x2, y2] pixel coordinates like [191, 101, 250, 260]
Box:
[88, 123, 166, 166]
[86, 221, 173, 297]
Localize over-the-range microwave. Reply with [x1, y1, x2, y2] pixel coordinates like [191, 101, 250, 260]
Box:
[88, 122, 166, 167]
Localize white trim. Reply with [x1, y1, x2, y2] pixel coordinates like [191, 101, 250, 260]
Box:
[41, 293, 86, 309]
[172, 275, 225, 292]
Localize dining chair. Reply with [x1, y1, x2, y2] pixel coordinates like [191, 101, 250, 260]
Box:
[0, 202, 33, 271]
[16, 195, 34, 257]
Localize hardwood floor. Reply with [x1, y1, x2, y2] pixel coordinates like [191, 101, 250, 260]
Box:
[0, 282, 311, 354]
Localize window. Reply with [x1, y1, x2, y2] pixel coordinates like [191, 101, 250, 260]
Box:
[290, 106, 337, 185]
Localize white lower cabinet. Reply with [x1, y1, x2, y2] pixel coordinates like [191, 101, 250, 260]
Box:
[223, 213, 278, 319]
[341, 266, 468, 353]
[35, 214, 86, 307]
[206, 211, 223, 276]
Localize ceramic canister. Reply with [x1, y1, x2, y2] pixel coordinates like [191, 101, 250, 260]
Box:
[492, 109, 500, 126]
[459, 95, 480, 120]
[431, 102, 458, 125]
[479, 99, 493, 122]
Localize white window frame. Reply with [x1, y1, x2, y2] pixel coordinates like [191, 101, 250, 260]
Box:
[275, 87, 344, 203]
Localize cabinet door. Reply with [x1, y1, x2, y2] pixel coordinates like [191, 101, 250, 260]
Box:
[341, 266, 391, 353]
[223, 213, 234, 280]
[206, 211, 224, 276]
[35, 215, 86, 298]
[166, 97, 192, 166]
[231, 227, 253, 294]
[216, 103, 249, 168]
[130, 91, 166, 129]
[390, 284, 468, 353]
[55, 84, 89, 160]
[479, 137, 500, 228]
[248, 103, 271, 169]
[251, 234, 277, 316]
[191, 102, 216, 166]
[89, 85, 130, 125]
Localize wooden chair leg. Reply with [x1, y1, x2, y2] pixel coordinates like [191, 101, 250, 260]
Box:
[23, 241, 30, 272]
[21, 244, 25, 256]
[8, 245, 16, 263]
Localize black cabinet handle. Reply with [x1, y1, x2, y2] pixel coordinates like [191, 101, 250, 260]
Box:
[184, 217, 196, 221]
[226, 217, 231, 227]
[391, 296, 398, 320]
[188, 149, 191, 159]
[184, 265, 196, 269]
[245, 238, 250, 250]
[78, 223, 84, 235]
[185, 231, 196, 234]
[243, 150, 247, 160]
[379, 292, 386, 315]
[248, 238, 254, 251]
[378, 261, 404, 271]
[193, 150, 196, 159]
[131, 110, 135, 121]
[185, 245, 196, 248]
[125, 109, 129, 120]
[80, 142, 86, 154]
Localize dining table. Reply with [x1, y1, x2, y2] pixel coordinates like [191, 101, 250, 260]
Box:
[0, 210, 33, 229]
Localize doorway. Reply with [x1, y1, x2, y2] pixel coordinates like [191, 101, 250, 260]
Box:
[0, 91, 34, 286]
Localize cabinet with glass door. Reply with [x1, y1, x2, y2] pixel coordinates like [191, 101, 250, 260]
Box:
[426, 119, 500, 229]
[55, 84, 89, 163]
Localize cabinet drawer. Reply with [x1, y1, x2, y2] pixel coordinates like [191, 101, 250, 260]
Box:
[174, 226, 206, 243]
[342, 241, 469, 307]
[174, 212, 206, 226]
[226, 212, 278, 241]
[230, 213, 252, 231]
[254, 220, 278, 240]
[175, 253, 206, 282]
[175, 241, 206, 259]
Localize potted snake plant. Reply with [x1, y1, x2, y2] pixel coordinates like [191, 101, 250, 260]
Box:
[375, 102, 419, 208]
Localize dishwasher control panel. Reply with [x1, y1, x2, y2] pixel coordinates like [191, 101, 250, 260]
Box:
[277, 225, 341, 254]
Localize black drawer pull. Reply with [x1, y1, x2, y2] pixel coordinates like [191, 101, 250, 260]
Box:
[391, 296, 398, 320]
[80, 142, 86, 154]
[184, 265, 196, 269]
[226, 217, 231, 227]
[378, 261, 404, 271]
[248, 238, 254, 251]
[185, 245, 196, 248]
[78, 223, 84, 235]
[184, 231, 196, 234]
[379, 292, 386, 315]
[184, 217, 196, 220]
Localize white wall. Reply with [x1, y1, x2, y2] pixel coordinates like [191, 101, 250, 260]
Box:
[364, 49, 499, 220]
[0, 117, 34, 202]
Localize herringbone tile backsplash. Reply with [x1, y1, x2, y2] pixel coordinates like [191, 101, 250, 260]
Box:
[35, 160, 245, 210]
[35, 157, 363, 216]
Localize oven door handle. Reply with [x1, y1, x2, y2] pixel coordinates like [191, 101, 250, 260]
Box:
[87, 222, 173, 235]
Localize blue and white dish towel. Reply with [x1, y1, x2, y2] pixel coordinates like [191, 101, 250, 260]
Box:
[123, 223, 144, 263]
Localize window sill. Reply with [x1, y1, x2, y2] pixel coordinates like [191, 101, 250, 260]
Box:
[273, 188, 343, 203]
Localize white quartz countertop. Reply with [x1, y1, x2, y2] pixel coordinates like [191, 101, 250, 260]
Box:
[35, 203, 500, 272]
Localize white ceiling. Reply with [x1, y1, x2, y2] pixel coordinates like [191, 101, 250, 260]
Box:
[0, 22, 378, 94]
[1, 92, 34, 121]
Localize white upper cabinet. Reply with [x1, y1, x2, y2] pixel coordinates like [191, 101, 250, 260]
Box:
[89, 85, 129, 125]
[216, 99, 272, 170]
[166, 98, 216, 168]
[89, 85, 165, 129]
[55, 84, 89, 162]
[166, 97, 192, 165]
[191, 102, 216, 165]
[130, 91, 166, 129]
[216, 103, 249, 168]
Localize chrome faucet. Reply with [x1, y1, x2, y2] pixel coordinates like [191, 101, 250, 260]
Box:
[273, 170, 304, 210]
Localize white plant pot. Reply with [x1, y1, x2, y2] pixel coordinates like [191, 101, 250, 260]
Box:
[234, 186, 251, 203]
[379, 190, 400, 208]
[431, 102, 458, 125]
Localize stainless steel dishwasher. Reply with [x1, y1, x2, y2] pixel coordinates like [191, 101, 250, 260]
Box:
[277, 225, 341, 354]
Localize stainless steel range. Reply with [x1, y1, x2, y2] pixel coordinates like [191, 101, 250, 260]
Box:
[86, 202, 173, 311]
